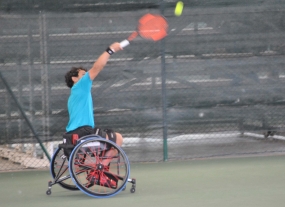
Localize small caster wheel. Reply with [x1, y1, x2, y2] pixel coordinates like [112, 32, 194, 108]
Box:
[130, 187, 135, 193]
[46, 190, 51, 195]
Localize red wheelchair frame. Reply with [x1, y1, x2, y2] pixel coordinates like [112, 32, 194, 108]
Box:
[46, 134, 136, 198]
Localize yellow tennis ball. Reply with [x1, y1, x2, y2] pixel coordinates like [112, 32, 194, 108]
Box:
[174, 1, 184, 16]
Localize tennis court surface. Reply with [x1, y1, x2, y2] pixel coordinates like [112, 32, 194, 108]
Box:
[1, 154, 285, 207]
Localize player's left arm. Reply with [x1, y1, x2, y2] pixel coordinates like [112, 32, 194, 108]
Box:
[88, 42, 122, 81]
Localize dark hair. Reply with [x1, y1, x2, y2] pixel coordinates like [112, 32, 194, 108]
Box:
[65, 67, 87, 88]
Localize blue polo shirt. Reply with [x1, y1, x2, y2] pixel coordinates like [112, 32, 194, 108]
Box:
[66, 72, 94, 132]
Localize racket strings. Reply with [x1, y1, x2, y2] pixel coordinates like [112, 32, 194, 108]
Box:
[138, 15, 168, 41]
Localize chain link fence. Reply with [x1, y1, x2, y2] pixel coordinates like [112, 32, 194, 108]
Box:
[1, 0, 285, 171]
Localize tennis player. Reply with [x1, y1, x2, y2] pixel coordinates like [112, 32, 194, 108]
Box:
[63, 42, 123, 188]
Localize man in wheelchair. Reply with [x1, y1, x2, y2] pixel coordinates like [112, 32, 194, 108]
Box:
[62, 42, 124, 189]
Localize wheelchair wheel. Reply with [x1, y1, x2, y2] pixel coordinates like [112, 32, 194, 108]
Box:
[50, 147, 78, 191]
[69, 135, 130, 198]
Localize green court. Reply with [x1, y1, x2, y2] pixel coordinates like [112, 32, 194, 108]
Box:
[1, 155, 285, 207]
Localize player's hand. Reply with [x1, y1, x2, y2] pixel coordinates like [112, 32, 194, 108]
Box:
[109, 42, 123, 53]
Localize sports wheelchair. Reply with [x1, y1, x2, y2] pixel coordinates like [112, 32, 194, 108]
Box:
[46, 134, 136, 198]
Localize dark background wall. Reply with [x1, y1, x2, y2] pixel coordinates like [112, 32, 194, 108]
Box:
[1, 0, 285, 167]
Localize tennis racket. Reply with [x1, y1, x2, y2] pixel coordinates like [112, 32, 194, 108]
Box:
[120, 13, 169, 48]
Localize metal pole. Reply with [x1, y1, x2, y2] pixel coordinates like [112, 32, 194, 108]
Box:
[160, 1, 168, 161]
[39, 11, 51, 156]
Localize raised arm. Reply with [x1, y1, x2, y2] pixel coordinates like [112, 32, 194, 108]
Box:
[88, 42, 122, 80]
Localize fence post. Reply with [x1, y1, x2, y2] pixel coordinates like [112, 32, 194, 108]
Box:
[160, 1, 168, 161]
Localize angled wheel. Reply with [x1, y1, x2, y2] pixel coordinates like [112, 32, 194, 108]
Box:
[69, 135, 130, 198]
[50, 147, 78, 191]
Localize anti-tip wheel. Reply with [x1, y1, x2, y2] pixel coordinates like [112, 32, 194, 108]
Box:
[130, 188, 135, 193]
[46, 190, 51, 195]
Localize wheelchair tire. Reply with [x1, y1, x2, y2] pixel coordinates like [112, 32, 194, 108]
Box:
[69, 135, 130, 198]
[50, 147, 79, 191]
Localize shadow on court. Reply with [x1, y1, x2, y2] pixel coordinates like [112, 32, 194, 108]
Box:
[1, 155, 285, 207]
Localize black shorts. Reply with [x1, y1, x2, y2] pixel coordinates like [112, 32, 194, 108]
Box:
[64, 126, 116, 142]
[62, 125, 117, 157]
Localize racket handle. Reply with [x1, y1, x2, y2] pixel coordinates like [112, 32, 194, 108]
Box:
[120, 40, 130, 48]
